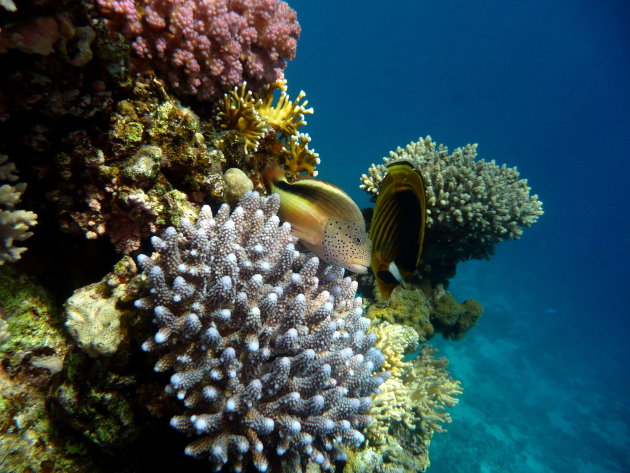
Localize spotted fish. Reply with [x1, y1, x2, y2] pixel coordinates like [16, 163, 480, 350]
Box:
[263, 165, 370, 273]
[369, 161, 426, 298]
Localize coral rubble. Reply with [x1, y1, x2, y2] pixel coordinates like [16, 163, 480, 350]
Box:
[361, 136, 544, 281]
[136, 191, 389, 472]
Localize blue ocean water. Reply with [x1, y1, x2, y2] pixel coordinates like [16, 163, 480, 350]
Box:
[288, 1, 630, 471]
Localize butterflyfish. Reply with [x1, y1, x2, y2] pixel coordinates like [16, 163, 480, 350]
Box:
[262, 165, 370, 273]
[369, 161, 426, 298]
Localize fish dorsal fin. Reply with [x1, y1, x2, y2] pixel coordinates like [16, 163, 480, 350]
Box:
[279, 177, 364, 224]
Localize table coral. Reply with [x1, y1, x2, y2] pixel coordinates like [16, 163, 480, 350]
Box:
[0, 155, 37, 265]
[96, 0, 301, 101]
[361, 136, 544, 282]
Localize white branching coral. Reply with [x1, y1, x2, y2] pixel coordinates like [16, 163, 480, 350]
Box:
[135, 191, 389, 472]
[0, 155, 37, 265]
[360, 136, 543, 263]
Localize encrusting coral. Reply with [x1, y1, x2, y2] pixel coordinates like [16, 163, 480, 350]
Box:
[135, 191, 390, 472]
[219, 80, 321, 176]
[361, 136, 543, 281]
[64, 256, 145, 358]
[0, 264, 105, 473]
[0, 155, 37, 265]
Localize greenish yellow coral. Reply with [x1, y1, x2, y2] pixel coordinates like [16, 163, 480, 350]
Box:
[0, 265, 102, 473]
[366, 284, 435, 342]
[366, 283, 483, 341]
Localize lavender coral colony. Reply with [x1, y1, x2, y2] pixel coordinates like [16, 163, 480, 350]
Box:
[97, 0, 301, 100]
[135, 191, 389, 472]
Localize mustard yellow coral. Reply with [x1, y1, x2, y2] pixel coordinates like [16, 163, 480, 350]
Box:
[219, 82, 267, 154]
[369, 322, 418, 377]
[218, 81, 320, 176]
[257, 79, 313, 139]
[282, 132, 321, 176]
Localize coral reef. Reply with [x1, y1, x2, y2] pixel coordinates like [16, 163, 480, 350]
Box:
[366, 283, 482, 342]
[135, 191, 389, 472]
[219, 80, 320, 176]
[0, 155, 37, 264]
[96, 0, 301, 101]
[361, 136, 543, 281]
[0, 7, 125, 122]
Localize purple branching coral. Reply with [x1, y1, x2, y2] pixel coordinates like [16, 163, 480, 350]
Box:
[135, 191, 389, 472]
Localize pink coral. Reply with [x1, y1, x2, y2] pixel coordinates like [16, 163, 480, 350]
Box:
[97, 0, 300, 101]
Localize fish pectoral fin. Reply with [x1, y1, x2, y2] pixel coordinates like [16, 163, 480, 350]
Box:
[387, 261, 404, 283]
[287, 213, 325, 247]
[376, 268, 400, 286]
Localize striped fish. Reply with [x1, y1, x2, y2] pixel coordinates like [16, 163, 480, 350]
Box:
[263, 165, 370, 273]
[369, 161, 426, 298]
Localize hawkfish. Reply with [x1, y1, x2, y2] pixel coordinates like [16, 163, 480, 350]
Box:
[263, 165, 370, 273]
[369, 161, 427, 298]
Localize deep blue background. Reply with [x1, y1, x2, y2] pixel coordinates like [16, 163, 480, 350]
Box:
[287, 0, 630, 471]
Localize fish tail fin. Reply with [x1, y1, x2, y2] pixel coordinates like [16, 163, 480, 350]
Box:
[261, 163, 287, 192]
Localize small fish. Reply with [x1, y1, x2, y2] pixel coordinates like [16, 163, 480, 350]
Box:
[369, 161, 427, 298]
[262, 165, 370, 273]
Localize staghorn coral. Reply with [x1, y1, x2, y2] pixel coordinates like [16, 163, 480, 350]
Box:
[219, 80, 320, 176]
[96, 0, 301, 101]
[0, 155, 37, 265]
[361, 136, 543, 281]
[135, 191, 389, 472]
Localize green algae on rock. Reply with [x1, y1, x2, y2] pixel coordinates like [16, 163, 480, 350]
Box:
[0, 265, 102, 473]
